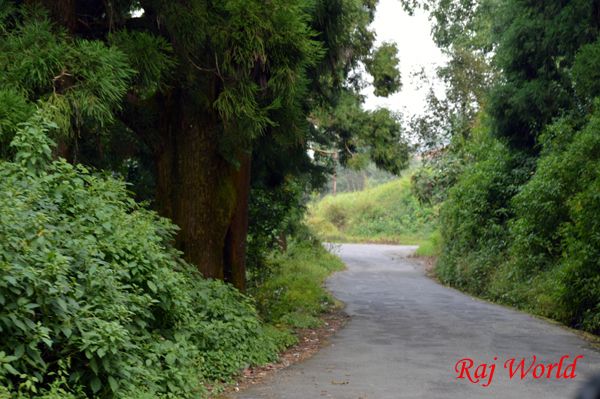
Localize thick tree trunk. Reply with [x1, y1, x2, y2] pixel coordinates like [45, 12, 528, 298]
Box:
[155, 91, 236, 281]
[154, 90, 250, 290]
[35, 0, 78, 32]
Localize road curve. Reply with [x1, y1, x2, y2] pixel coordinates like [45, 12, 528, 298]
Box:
[234, 244, 600, 398]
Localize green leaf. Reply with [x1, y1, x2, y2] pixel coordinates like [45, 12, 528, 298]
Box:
[89, 357, 99, 374]
[108, 376, 119, 392]
[147, 280, 157, 293]
[14, 344, 24, 359]
[90, 377, 102, 393]
[61, 326, 72, 338]
[3, 363, 19, 375]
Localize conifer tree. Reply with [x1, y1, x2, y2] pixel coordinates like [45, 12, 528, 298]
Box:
[0, 0, 406, 289]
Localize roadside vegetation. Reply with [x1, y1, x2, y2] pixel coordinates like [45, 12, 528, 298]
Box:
[408, 0, 600, 336]
[430, 109, 600, 336]
[0, 121, 287, 398]
[252, 240, 345, 330]
[0, 119, 344, 398]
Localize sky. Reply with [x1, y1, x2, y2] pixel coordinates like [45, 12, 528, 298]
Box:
[362, 0, 447, 118]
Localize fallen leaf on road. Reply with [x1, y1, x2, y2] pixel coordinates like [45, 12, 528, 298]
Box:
[331, 380, 349, 385]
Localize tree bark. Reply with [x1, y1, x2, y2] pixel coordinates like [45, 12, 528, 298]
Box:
[332, 151, 338, 195]
[155, 90, 237, 281]
[223, 153, 251, 291]
[35, 0, 79, 33]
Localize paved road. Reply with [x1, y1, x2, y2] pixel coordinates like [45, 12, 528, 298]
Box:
[234, 244, 600, 398]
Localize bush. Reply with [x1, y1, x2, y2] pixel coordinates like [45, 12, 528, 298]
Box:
[246, 178, 311, 286]
[436, 126, 532, 295]
[323, 202, 348, 229]
[251, 240, 345, 329]
[500, 107, 600, 333]
[436, 106, 600, 335]
[414, 229, 442, 257]
[0, 116, 284, 398]
[411, 148, 465, 206]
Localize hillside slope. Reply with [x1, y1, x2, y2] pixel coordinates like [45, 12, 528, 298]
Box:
[307, 174, 436, 244]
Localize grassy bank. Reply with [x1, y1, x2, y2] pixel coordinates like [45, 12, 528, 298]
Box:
[252, 240, 345, 330]
[307, 174, 436, 245]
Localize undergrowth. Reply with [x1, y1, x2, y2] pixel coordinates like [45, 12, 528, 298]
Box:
[251, 240, 345, 330]
[414, 229, 442, 257]
[435, 109, 600, 335]
[0, 116, 290, 398]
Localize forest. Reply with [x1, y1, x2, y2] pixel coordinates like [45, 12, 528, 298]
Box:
[0, 0, 599, 398]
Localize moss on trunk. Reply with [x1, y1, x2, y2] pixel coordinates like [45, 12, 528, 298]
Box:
[154, 89, 250, 289]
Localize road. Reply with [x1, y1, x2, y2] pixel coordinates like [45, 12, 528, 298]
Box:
[233, 244, 600, 398]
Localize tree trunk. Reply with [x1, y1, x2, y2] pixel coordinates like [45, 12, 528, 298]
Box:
[35, 0, 78, 33]
[223, 153, 251, 291]
[155, 90, 237, 281]
[35, 0, 253, 290]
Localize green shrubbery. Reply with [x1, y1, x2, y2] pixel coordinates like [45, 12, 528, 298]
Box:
[495, 107, 600, 333]
[0, 117, 287, 398]
[436, 127, 532, 295]
[307, 174, 436, 244]
[405, 0, 600, 337]
[413, 229, 442, 257]
[246, 179, 308, 285]
[252, 240, 345, 329]
[434, 108, 600, 335]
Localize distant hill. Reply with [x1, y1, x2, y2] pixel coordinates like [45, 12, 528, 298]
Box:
[307, 173, 436, 245]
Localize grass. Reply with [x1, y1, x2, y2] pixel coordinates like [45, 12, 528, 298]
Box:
[252, 240, 346, 330]
[307, 173, 436, 245]
[414, 229, 442, 257]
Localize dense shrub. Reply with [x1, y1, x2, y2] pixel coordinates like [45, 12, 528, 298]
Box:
[436, 107, 600, 335]
[436, 126, 532, 295]
[246, 179, 307, 284]
[0, 116, 285, 398]
[497, 107, 600, 333]
[411, 148, 465, 206]
[252, 240, 344, 329]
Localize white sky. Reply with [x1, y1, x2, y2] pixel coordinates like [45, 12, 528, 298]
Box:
[362, 0, 447, 117]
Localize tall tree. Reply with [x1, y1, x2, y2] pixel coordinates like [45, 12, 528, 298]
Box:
[0, 0, 407, 289]
[488, 0, 600, 148]
[410, 0, 498, 149]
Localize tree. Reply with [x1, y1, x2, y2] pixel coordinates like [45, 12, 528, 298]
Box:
[488, 0, 600, 148]
[365, 42, 402, 97]
[409, 0, 498, 150]
[0, 0, 407, 290]
[312, 91, 408, 176]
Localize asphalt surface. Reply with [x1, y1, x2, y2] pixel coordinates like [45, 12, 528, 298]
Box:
[233, 244, 600, 399]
